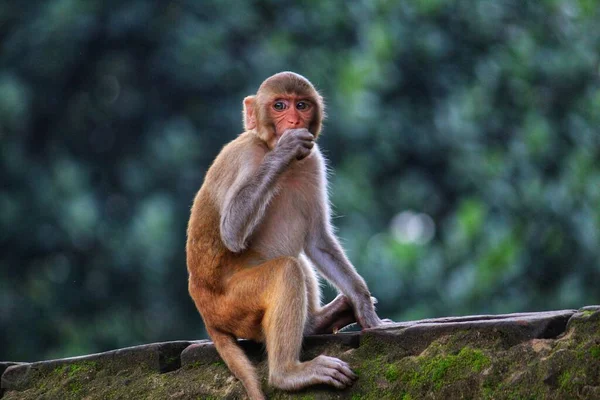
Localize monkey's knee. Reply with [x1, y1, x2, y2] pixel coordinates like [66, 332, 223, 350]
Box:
[276, 257, 307, 286]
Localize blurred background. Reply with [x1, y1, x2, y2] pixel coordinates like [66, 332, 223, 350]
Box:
[1, 0, 599, 362]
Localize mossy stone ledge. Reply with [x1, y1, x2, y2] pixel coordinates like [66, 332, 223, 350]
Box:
[2, 306, 599, 399]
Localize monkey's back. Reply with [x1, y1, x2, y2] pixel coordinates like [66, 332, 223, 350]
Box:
[186, 185, 228, 292]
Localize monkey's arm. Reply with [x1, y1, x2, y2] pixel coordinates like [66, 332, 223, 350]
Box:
[305, 225, 383, 329]
[220, 151, 286, 253]
[303, 149, 383, 328]
[220, 129, 314, 253]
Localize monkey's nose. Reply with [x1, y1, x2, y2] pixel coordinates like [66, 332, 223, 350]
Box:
[287, 110, 301, 125]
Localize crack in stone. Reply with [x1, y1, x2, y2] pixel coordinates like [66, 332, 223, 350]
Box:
[539, 313, 573, 339]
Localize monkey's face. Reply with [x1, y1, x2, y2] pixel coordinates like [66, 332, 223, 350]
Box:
[248, 72, 324, 148]
[268, 95, 315, 139]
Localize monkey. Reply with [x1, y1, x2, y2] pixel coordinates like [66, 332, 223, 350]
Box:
[186, 71, 388, 400]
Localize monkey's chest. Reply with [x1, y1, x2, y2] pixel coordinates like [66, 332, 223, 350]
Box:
[249, 177, 317, 259]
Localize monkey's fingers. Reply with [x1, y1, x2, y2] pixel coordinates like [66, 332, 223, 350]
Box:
[319, 356, 357, 380]
[302, 139, 315, 149]
[287, 128, 314, 141]
[322, 375, 349, 389]
[324, 367, 355, 387]
[295, 143, 314, 160]
[309, 356, 353, 389]
[333, 361, 358, 381]
[296, 149, 312, 160]
[284, 127, 312, 137]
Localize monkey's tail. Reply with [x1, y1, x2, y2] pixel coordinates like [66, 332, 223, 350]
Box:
[208, 328, 265, 400]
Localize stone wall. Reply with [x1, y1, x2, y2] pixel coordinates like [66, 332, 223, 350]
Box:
[2, 306, 599, 399]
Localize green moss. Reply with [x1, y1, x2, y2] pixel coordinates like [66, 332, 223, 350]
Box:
[481, 386, 493, 399]
[54, 365, 67, 374]
[462, 348, 490, 372]
[357, 334, 388, 355]
[428, 357, 452, 385]
[406, 347, 490, 391]
[590, 344, 600, 359]
[68, 381, 83, 394]
[350, 354, 402, 400]
[385, 364, 399, 382]
[558, 371, 572, 392]
[68, 361, 97, 377]
[53, 361, 98, 378]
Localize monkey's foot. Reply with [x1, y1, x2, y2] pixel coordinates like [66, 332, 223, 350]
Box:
[270, 355, 357, 391]
[311, 295, 356, 334]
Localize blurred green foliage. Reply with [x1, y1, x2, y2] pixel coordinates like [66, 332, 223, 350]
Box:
[1, 0, 599, 362]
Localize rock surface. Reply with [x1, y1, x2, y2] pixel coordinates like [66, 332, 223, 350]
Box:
[2, 306, 599, 399]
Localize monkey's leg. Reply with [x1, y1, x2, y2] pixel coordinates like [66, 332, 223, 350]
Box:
[264, 257, 357, 391]
[190, 264, 273, 400]
[299, 255, 324, 330]
[299, 256, 356, 335]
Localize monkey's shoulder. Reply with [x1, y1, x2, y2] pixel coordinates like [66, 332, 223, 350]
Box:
[206, 133, 265, 179]
[216, 132, 266, 162]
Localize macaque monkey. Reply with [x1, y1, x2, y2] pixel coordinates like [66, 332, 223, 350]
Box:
[186, 71, 388, 399]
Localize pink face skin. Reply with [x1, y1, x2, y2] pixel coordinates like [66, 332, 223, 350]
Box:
[268, 95, 315, 139]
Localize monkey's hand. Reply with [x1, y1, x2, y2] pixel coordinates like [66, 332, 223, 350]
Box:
[274, 128, 315, 162]
[356, 306, 383, 329]
[354, 296, 394, 329]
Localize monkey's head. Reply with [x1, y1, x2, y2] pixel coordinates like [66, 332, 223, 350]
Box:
[243, 72, 325, 148]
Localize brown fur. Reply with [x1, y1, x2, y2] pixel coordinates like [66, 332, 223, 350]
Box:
[187, 72, 385, 400]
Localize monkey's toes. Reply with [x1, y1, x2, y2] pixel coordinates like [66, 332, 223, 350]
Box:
[314, 355, 357, 388]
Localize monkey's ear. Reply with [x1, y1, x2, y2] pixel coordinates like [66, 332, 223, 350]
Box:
[243, 96, 257, 131]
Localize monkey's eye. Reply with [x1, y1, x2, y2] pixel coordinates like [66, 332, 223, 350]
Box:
[296, 101, 310, 110]
[273, 101, 286, 111]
